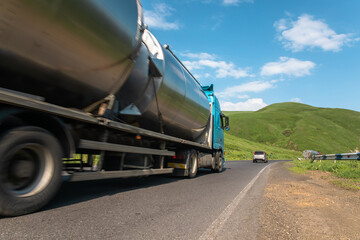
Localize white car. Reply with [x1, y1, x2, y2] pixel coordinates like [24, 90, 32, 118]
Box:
[253, 151, 268, 163]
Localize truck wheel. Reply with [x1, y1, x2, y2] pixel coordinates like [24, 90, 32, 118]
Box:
[213, 151, 223, 173]
[187, 150, 198, 178]
[0, 127, 62, 216]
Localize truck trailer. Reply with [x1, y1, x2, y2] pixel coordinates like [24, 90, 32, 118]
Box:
[0, 0, 229, 216]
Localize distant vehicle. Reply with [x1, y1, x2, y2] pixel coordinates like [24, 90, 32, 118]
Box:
[253, 151, 268, 163]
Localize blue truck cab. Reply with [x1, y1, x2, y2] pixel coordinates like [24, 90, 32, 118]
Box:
[202, 85, 230, 160]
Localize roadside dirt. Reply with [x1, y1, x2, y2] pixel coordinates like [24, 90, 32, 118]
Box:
[257, 162, 360, 240]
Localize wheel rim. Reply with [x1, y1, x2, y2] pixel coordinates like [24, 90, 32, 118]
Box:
[2, 143, 54, 197]
[218, 153, 223, 171]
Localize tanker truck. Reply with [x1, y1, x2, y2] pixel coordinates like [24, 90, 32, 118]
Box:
[0, 0, 229, 216]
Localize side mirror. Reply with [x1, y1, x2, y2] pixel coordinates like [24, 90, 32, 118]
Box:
[225, 116, 230, 131]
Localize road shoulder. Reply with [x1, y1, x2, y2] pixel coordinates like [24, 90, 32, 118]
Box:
[257, 161, 360, 240]
[211, 163, 271, 240]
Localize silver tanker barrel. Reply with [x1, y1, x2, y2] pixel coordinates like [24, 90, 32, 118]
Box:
[116, 30, 210, 142]
[0, 0, 144, 109]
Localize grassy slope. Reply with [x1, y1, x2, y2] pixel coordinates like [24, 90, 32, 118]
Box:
[224, 103, 360, 190]
[224, 102, 360, 155]
[225, 132, 301, 160]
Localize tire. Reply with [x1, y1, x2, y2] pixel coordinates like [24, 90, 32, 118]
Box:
[187, 150, 198, 178]
[0, 126, 62, 217]
[213, 151, 223, 173]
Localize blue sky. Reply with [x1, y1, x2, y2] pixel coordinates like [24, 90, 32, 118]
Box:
[141, 0, 360, 112]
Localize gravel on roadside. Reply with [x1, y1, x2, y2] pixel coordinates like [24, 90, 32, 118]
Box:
[257, 162, 360, 240]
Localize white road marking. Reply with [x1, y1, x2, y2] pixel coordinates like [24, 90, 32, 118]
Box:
[198, 164, 271, 240]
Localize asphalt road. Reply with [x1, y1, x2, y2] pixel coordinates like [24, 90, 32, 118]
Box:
[0, 160, 281, 240]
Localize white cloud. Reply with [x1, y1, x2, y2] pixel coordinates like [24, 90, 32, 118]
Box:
[275, 14, 358, 52]
[144, 3, 179, 30]
[290, 98, 302, 103]
[221, 98, 267, 111]
[182, 53, 251, 79]
[223, 0, 254, 6]
[270, 79, 281, 83]
[237, 94, 250, 99]
[218, 81, 274, 99]
[223, 0, 239, 5]
[261, 57, 315, 77]
[211, 14, 223, 31]
[191, 72, 212, 80]
[181, 52, 216, 60]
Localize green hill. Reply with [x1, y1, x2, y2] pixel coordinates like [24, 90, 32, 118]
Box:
[224, 102, 360, 160]
[224, 133, 302, 160]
